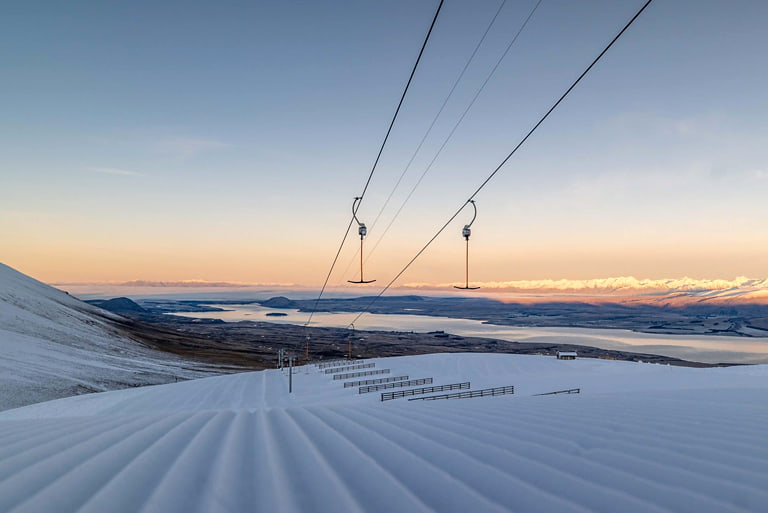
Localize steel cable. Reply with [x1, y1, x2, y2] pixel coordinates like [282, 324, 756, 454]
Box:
[346, 0, 656, 328]
[305, 0, 446, 328]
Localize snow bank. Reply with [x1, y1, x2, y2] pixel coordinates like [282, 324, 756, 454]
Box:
[0, 263, 213, 411]
[1, 353, 766, 513]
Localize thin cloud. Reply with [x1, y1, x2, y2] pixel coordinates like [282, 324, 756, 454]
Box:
[400, 276, 768, 294]
[119, 280, 250, 288]
[158, 137, 229, 159]
[88, 167, 142, 176]
[54, 280, 297, 288]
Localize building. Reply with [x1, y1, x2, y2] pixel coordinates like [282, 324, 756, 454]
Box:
[557, 351, 577, 360]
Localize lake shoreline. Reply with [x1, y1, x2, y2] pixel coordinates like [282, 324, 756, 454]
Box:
[125, 311, 736, 369]
[139, 295, 768, 339]
[161, 301, 768, 365]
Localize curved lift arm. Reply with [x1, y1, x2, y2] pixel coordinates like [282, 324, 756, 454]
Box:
[455, 200, 480, 290]
[461, 199, 477, 240]
[351, 196, 368, 239]
[348, 197, 376, 284]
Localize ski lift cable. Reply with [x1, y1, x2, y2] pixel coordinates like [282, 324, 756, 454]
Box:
[358, 0, 446, 203]
[362, 0, 544, 266]
[304, 0, 446, 328]
[367, 0, 510, 232]
[335, 0, 538, 287]
[345, 0, 656, 328]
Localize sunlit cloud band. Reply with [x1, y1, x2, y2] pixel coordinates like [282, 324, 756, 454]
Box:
[400, 276, 768, 294]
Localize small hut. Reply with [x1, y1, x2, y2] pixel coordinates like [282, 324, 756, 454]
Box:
[557, 351, 577, 360]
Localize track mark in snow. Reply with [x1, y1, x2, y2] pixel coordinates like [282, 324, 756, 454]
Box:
[586, 449, 767, 513]
[0, 413, 190, 513]
[136, 411, 237, 513]
[193, 411, 261, 513]
[352, 405, 655, 513]
[73, 412, 218, 513]
[0, 414, 152, 486]
[399, 396, 768, 512]
[288, 407, 435, 513]
[313, 406, 513, 513]
[268, 408, 364, 512]
[378, 403, 734, 513]
[2, 353, 768, 513]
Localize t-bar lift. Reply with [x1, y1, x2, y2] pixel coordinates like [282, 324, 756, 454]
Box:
[455, 200, 480, 290]
[348, 197, 376, 284]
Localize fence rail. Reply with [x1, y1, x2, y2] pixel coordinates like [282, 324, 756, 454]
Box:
[317, 359, 362, 369]
[359, 378, 434, 394]
[410, 385, 514, 401]
[533, 388, 580, 396]
[324, 363, 374, 374]
[344, 376, 409, 388]
[315, 359, 348, 368]
[381, 382, 469, 401]
[333, 369, 390, 380]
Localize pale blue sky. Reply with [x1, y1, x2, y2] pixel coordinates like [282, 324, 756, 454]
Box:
[2, 0, 767, 286]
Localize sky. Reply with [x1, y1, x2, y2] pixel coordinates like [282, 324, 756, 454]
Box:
[2, 0, 768, 292]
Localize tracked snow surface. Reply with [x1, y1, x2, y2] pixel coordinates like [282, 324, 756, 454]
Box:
[1, 352, 766, 513]
[0, 263, 214, 411]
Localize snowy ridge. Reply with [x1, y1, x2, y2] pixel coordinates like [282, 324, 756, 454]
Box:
[401, 275, 768, 298]
[1, 353, 766, 513]
[0, 263, 213, 411]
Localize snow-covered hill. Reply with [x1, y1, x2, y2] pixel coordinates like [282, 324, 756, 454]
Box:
[1, 353, 765, 513]
[0, 263, 213, 411]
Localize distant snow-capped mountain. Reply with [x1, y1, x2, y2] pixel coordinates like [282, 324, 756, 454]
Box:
[402, 276, 768, 304]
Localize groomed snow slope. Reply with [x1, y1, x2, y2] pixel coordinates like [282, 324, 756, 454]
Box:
[1, 353, 766, 513]
[0, 263, 213, 411]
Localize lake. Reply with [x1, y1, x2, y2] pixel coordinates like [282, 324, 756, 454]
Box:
[170, 304, 768, 365]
